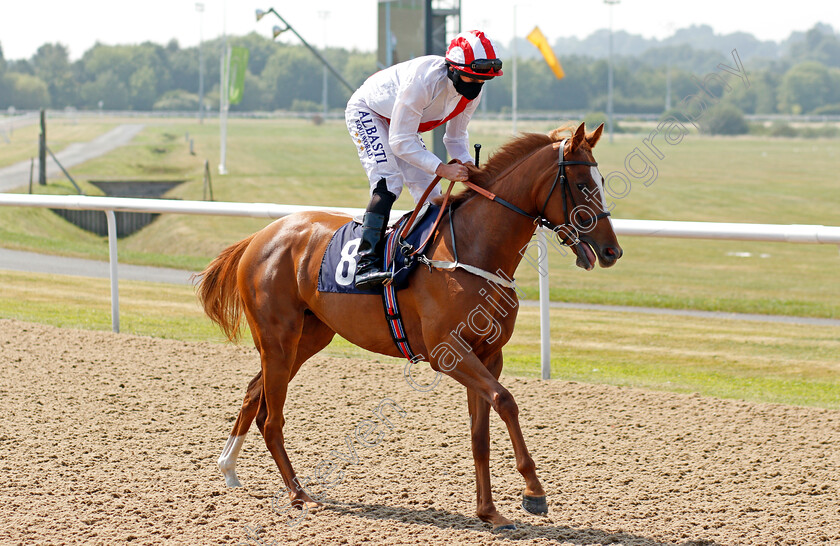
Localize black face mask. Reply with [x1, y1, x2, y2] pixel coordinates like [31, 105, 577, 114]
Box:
[447, 69, 484, 100]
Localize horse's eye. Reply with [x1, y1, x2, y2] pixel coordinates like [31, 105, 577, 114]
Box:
[576, 183, 587, 191]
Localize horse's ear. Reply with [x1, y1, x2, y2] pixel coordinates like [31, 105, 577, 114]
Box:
[586, 123, 605, 148]
[570, 122, 586, 152]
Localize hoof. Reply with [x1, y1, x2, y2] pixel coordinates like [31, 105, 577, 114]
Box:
[521, 494, 548, 516]
[222, 472, 242, 488]
[302, 500, 322, 511]
[493, 523, 517, 531]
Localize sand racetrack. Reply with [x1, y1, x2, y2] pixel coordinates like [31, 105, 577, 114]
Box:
[1, 318, 838, 545]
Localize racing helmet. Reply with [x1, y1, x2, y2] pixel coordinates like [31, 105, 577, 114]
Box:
[445, 30, 504, 80]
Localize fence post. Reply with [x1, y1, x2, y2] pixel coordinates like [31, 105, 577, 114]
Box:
[38, 109, 47, 185]
[105, 210, 120, 333]
[538, 228, 551, 380]
[203, 160, 214, 201]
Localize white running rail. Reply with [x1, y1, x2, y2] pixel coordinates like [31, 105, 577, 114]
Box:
[2, 193, 840, 379]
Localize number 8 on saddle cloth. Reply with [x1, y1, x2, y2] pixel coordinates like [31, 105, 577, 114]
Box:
[317, 204, 439, 295]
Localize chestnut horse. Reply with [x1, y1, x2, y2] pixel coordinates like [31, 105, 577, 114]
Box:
[195, 122, 622, 530]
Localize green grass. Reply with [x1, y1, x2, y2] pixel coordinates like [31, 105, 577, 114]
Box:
[1, 116, 838, 317]
[0, 117, 120, 167]
[516, 236, 840, 318]
[1, 269, 837, 409]
[1, 117, 839, 409]
[0, 269, 223, 341]
[505, 306, 840, 409]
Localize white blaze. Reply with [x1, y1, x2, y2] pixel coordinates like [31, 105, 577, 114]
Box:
[590, 165, 608, 210]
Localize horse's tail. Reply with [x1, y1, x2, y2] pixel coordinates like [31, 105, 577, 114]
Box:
[193, 234, 257, 342]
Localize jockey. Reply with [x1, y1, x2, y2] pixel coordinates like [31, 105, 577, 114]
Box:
[345, 29, 503, 291]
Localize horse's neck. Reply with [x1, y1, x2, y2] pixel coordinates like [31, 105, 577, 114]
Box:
[447, 164, 540, 279]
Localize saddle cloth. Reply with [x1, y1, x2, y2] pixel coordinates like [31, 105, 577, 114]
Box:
[317, 205, 439, 294]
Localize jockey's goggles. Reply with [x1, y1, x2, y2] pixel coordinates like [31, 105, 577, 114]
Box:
[448, 58, 503, 75]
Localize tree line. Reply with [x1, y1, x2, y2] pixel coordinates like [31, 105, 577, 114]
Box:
[0, 25, 838, 116]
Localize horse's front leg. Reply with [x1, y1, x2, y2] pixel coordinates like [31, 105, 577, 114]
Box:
[435, 349, 547, 528]
[467, 362, 515, 530]
[488, 352, 547, 516]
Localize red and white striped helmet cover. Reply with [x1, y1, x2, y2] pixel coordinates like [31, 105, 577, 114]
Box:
[445, 30, 503, 77]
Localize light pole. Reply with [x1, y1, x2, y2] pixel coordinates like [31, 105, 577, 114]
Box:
[512, 5, 518, 134]
[196, 3, 205, 123]
[478, 18, 489, 116]
[511, 4, 533, 134]
[219, 0, 228, 175]
[256, 8, 353, 92]
[318, 11, 330, 116]
[383, 0, 396, 67]
[605, 0, 620, 143]
[664, 21, 675, 112]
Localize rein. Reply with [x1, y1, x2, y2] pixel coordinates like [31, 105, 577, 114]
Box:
[397, 168, 456, 258]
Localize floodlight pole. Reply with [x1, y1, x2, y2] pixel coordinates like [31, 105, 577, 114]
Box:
[385, 0, 393, 66]
[605, 0, 619, 144]
[219, 0, 229, 175]
[664, 21, 675, 112]
[219, 46, 229, 175]
[423, 0, 461, 163]
[257, 8, 352, 92]
[512, 5, 518, 134]
[196, 3, 205, 123]
[318, 11, 330, 115]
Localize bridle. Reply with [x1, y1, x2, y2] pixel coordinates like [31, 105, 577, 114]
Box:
[397, 138, 611, 270]
[461, 138, 611, 250]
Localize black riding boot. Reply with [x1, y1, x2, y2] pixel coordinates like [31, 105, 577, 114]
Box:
[354, 178, 397, 291]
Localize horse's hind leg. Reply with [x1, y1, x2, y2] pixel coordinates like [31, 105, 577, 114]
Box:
[218, 372, 262, 487]
[254, 314, 335, 436]
[253, 308, 324, 508]
[218, 313, 335, 488]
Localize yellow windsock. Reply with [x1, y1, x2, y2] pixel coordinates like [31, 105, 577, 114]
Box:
[527, 26, 564, 80]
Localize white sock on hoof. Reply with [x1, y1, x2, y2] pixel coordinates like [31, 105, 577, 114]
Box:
[218, 434, 246, 487]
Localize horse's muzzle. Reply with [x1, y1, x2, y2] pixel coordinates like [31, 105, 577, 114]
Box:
[579, 236, 622, 269]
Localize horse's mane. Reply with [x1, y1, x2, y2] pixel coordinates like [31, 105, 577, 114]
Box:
[441, 125, 576, 209]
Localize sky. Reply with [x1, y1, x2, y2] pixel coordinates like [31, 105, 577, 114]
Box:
[0, 0, 837, 62]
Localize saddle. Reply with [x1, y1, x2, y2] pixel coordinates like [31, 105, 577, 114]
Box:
[316, 168, 470, 360]
[317, 203, 437, 295]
